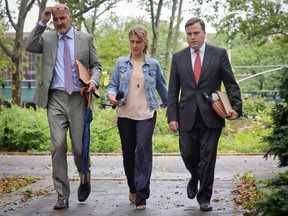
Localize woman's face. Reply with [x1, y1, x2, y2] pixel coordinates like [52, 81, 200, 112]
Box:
[129, 34, 146, 55]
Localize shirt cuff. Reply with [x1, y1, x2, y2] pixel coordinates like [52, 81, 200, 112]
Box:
[89, 80, 98, 88]
[38, 21, 47, 27]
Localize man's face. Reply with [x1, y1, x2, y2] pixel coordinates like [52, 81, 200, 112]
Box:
[52, 8, 72, 35]
[185, 22, 206, 50]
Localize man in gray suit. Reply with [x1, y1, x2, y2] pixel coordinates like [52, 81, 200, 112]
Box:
[25, 4, 101, 210]
[167, 17, 242, 211]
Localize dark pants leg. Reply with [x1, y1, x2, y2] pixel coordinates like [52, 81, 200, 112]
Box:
[117, 118, 137, 194]
[179, 114, 222, 204]
[117, 113, 156, 205]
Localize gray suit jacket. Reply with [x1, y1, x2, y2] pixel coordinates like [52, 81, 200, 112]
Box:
[167, 44, 242, 130]
[25, 25, 102, 108]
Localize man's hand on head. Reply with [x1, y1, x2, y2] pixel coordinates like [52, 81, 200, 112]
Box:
[41, 7, 53, 24]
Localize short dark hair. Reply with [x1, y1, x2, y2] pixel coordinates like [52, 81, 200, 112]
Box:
[185, 17, 205, 31]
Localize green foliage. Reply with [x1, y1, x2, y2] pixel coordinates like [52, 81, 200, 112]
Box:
[94, 15, 147, 74]
[219, 117, 271, 154]
[93, 14, 186, 85]
[212, 0, 288, 44]
[0, 102, 50, 152]
[153, 133, 178, 153]
[0, 34, 13, 85]
[207, 33, 286, 91]
[0, 97, 275, 154]
[90, 108, 121, 153]
[218, 97, 273, 153]
[242, 96, 273, 118]
[245, 171, 288, 216]
[278, 68, 288, 103]
[153, 109, 178, 153]
[263, 69, 288, 167]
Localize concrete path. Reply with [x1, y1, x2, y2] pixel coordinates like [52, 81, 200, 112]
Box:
[0, 154, 287, 216]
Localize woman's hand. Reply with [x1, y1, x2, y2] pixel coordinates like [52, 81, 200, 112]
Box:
[108, 94, 121, 106]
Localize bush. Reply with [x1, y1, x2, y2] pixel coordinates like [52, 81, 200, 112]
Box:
[0, 97, 274, 154]
[0, 102, 50, 152]
[90, 108, 121, 152]
[245, 171, 288, 216]
[263, 68, 288, 167]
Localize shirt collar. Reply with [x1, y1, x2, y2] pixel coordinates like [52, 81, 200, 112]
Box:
[190, 42, 206, 54]
[58, 27, 74, 40]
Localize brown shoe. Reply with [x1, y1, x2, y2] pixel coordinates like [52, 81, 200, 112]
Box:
[187, 178, 198, 199]
[129, 193, 136, 203]
[53, 198, 69, 210]
[136, 205, 146, 210]
[200, 202, 213, 211]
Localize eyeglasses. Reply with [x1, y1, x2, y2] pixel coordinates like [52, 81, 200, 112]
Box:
[52, 6, 70, 12]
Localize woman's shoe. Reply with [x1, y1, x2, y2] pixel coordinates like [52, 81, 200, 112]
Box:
[136, 205, 146, 210]
[129, 193, 136, 204]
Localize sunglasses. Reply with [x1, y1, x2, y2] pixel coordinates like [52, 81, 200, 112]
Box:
[52, 6, 70, 12]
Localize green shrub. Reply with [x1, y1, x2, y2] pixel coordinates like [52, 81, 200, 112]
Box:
[0, 96, 275, 154]
[246, 171, 288, 216]
[90, 108, 121, 152]
[219, 116, 272, 153]
[0, 102, 50, 152]
[263, 69, 288, 167]
[153, 133, 178, 153]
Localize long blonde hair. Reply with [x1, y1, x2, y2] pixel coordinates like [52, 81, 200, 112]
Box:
[128, 25, 149, 54]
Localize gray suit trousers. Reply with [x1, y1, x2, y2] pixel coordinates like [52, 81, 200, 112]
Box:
[47, 90, 88, 199]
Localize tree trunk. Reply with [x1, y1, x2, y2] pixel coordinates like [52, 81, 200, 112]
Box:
[90, 7, 98, 37]
[150, 0, 163, 58]
[173, 0, 183, 53]
[0, 0, 36, 106]
[11, 0, 28, 106]
[163, 0, 177, 80]
[11, 53, 22, 106]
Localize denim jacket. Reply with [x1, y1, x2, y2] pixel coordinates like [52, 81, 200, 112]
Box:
[108, 54, 168, 112]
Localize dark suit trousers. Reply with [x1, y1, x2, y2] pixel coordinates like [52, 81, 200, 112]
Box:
[117, 113, 156, 206]
[179, 112, 222, 204]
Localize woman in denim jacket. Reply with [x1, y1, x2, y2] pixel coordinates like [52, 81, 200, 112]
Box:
[107, 25, 168, 210]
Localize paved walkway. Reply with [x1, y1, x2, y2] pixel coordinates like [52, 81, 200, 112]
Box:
[0, 154, 287, 216]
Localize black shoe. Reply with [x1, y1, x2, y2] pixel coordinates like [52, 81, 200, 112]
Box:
[200, 202, 213, 211]
[187, 178, 198, 199]
[53, 198, 69, 210]
[78, 181, 91, 202]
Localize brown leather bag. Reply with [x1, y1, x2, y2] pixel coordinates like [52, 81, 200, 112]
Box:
[75, 58, 100, 98]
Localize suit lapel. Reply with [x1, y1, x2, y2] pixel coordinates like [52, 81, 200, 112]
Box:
[74, 31, 81, 59]
[199, 44, 213, 82]
[183, 47, 195, 82]
[51, 33, 58, 65]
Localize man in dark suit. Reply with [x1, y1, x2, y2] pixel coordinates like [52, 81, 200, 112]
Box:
[167, 17, 242, 211]
[25, 4, 101, 210]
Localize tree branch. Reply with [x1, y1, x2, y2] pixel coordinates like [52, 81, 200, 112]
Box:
[23, 0, 37, 20]
[5, 0, 17, 31]
[94, 0, 121, 20]
[73, 0, 108, 18]
[0, 39, 12, 59]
